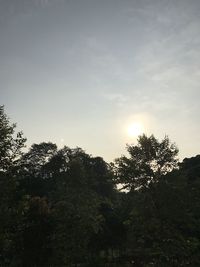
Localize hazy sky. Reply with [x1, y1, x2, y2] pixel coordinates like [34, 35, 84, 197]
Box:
[1, 0, 200, 161]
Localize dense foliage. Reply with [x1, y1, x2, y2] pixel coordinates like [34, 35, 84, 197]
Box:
[0, 106, 200, 267]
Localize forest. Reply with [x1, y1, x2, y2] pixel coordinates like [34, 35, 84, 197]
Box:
[0, 105, 200, 267]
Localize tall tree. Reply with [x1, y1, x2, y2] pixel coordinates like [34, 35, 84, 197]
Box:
[0, 106, 26, 171]
[0, 106, 26, 266]
[114, 134, 178, 190]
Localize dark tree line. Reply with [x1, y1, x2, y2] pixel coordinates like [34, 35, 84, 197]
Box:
[0, 105, 200, 266]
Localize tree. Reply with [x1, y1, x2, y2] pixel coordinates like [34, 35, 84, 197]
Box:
[114, 134, 178, 190]
[50, 153, 103, 266]
[0, 106, 26, 171]
[19, 142, 57, 177]
[0, 106, 26, 265]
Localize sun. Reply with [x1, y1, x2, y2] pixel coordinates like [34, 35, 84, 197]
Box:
[127, 122, 144, 137]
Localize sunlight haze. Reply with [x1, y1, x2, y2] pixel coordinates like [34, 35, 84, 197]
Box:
[1, 0, 200, 161]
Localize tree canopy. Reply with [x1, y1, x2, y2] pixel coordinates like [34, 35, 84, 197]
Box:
[0, 107, 200, 267]
[0, 106, 26, 171]
[114, 134, 178, 190]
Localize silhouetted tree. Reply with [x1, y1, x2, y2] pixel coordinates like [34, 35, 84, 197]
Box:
[0, 105, 26, 171]
[0, 106, 26, 266]
[114, 134, 178, 190]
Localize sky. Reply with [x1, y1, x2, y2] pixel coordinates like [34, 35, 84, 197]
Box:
[1, 0, 200, 162]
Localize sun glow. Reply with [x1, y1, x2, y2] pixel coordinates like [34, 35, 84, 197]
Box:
[127, 122, 144, 137]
